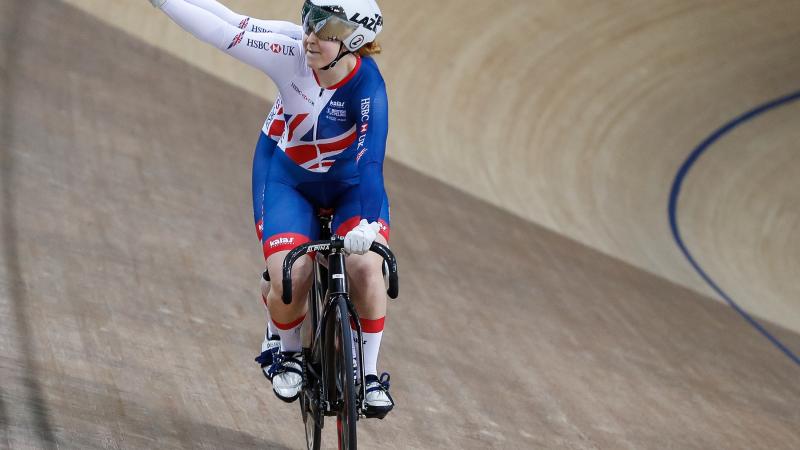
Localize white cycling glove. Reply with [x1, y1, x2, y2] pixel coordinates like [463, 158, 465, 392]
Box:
[149, 0, 168, 8]
[343, 219, 381, 255]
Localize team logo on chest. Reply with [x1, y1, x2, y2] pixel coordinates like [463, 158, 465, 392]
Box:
[325, 100, 348, 122]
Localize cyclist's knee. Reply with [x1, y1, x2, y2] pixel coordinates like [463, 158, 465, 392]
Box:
[265, 251, 313, 304]
[347, 255, 384, 290]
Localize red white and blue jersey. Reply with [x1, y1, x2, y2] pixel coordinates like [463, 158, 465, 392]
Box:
[161, 0, 389, 222]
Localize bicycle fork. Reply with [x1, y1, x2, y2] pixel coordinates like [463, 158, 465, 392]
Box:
[326, 247, 368, 417]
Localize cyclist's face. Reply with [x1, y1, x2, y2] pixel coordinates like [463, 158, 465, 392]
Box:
[304, 32, 341, 69]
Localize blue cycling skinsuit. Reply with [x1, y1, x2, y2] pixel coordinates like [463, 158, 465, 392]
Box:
[162, 0, 391, 260]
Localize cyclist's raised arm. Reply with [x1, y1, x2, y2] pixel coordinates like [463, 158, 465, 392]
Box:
[352, 78, 390, 223]
[155, 0, 303, 81]
[184, 0, 304, 38]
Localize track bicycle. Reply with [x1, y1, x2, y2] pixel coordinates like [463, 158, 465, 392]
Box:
[281, 212, 399, 450]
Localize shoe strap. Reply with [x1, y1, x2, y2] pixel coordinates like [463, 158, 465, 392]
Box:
[254, 349, 275, 367]
[366, 372, 391, 393]
[271, 353, 303, 377]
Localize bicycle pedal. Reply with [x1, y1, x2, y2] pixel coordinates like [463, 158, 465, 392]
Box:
[362, 406, 392, 420]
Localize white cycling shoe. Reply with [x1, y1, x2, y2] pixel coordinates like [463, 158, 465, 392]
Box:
[254, 334, 281, 380]
[271, 352, 303, 403]
[363, 373, 394, 419]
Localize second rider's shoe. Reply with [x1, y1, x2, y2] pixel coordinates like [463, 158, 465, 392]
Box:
[271, 352, 303, 403]
[363, 373, 394, 419]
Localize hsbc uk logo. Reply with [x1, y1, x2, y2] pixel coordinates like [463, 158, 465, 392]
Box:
[360, 98, 370, 123]
[246, 39, 296, 56]
[356, 148, 367, 163]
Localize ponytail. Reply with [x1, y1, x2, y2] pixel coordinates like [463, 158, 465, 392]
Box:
[357, 41, 382, 56]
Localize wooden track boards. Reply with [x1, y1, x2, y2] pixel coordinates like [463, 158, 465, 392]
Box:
[1, 1, 798, 448]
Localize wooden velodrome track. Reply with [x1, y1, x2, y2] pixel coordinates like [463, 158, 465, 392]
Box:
[2, 0, 799, 448]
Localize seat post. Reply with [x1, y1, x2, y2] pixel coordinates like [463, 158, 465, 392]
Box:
[318, 208, 334, 240]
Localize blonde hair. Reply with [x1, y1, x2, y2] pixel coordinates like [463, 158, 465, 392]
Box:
[358, 41, 382, 57]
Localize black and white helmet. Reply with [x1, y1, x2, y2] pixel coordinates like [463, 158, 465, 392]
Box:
[302, 0, 383, 52]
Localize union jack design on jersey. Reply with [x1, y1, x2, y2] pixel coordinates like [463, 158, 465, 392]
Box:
[262, 97, 286, 140]
[284, 125, 358, 171]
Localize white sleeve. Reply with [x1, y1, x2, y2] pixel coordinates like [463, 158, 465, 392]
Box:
[184, 0, 304, 39]
[183, 0, 244, 25]
[242, 19, 304, 40]
[159, 0, 302, 82]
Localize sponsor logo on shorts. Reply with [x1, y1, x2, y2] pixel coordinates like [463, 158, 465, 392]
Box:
[269, 236, 295, 248]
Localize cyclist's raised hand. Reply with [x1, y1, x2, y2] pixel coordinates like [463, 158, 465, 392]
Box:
[343, 219, 381, 255]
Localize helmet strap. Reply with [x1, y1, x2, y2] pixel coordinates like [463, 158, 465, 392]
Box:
[320, 42, 351, 71]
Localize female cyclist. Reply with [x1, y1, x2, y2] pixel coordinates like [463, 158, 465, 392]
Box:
[148, 0, 394, 417]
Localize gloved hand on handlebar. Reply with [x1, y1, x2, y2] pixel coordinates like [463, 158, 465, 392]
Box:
[343, 219, 381, 255]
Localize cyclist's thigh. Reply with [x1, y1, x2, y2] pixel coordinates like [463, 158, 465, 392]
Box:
[331, 186, 391, 242]
[261, 181, 321, 262]
[252, 133, 278, 241]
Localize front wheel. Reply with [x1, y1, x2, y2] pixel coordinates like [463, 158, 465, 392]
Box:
[301, 348, 322, 450]
[333, 296, 358, 449]
[301, 391, 322, 450]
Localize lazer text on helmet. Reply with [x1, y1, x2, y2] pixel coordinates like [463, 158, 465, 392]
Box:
[349, 13, 382, 32]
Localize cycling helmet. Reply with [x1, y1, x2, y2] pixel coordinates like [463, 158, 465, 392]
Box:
[301, 0, 383, 52]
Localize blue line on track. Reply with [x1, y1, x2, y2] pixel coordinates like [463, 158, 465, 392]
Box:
[668, 90, 800, 368]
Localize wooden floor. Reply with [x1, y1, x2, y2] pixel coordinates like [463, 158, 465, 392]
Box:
[1, 1, 799, 449]
[62, 0, 800, 333]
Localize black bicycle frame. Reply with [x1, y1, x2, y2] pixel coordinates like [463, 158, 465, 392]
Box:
[282, 235, 399, 417]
